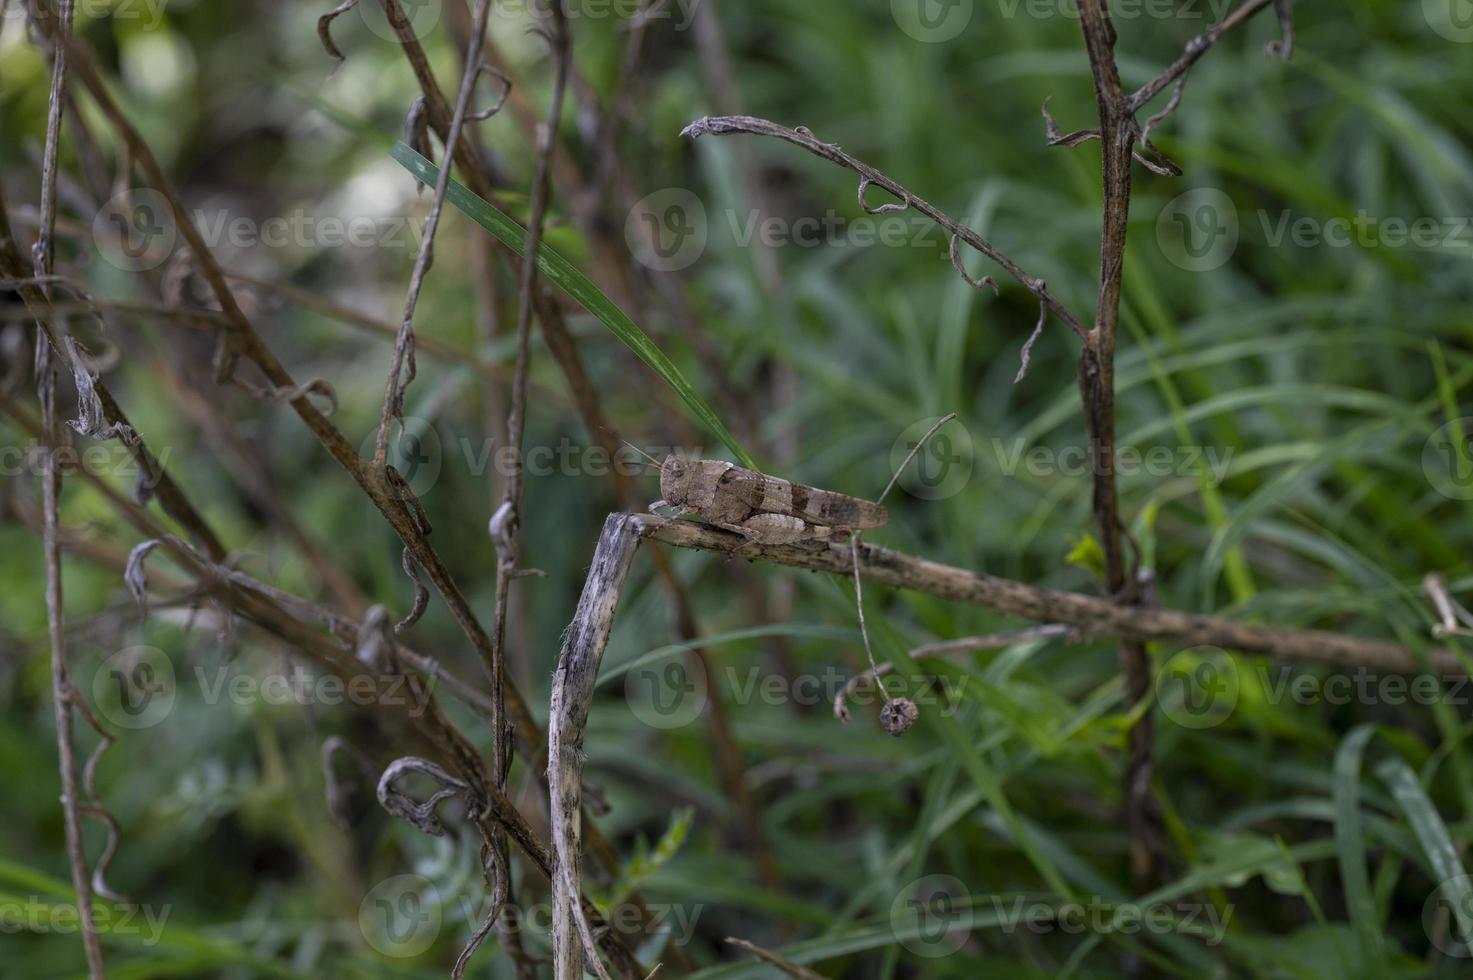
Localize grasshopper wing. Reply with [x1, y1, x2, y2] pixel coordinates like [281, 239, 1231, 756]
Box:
[716, 466, 889, 529]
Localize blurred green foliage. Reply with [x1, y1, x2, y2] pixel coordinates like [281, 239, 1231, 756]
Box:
[3, 0, 1473, 976]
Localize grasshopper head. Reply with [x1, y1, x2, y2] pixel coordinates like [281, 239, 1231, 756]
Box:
[659, 454, 691, 507]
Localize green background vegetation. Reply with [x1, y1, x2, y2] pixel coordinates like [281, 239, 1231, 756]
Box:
[2, 0, 1473, 975]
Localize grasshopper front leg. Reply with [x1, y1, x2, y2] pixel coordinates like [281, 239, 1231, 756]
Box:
[649, 499, 695, 520]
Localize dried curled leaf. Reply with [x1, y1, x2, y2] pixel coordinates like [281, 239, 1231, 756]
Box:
[453, 842, 509, 980]
[857, 175, 907, 215]
[62, 336, 130, 440]
[317, 0, 359, 71]
[467, 64, 513, 122]
[69, 693, 126, 903]
[124, 538, 166, 616]
[949, 234, 998, 294]
[1139, 76, 1185, 148]
[488, 500, 515, 557]
[321, 736, 375, 828]
[377, 757, 469, 837]
[1131, 143, 1183, 178]
[1266, 0, 1295, 59]
[1132, 76, 1187, 177]
[355, 605, 399, 672]
[403, 96, 434, 163]
[1041, 96, 1101, 148]
[1426, 574, 1473, 639]
[1014, 280, 1049, 384]
[395, 547, 429, 633]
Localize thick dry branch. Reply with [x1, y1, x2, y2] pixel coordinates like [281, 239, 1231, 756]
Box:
[681, 114, 1088, 339]
[634, 515, 1458, 676]
[549, 514, 645, 980]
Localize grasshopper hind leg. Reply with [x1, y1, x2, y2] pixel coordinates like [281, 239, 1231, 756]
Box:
[734, 513, 834, 547]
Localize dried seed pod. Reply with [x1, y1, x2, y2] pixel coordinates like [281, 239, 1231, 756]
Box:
[880, 698, 919, 736]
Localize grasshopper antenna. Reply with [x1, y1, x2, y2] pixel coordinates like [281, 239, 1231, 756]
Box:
[876, 412, 957, 504]
[848, 412, 957, 736]
[596, 425, 662, 470]
[619, 439, 662, 470]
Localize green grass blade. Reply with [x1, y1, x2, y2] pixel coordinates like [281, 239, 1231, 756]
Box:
[389, 142, 756, 469]
[1334, 724, 1388, 969]
[1376, 756, 1473, 942]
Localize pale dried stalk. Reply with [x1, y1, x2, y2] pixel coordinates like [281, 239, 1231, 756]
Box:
[32, 1, 105, 973]
[549, 514, 645, 980]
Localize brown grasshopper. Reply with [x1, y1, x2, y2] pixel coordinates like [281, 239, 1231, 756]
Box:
[640, 451, 889, 545]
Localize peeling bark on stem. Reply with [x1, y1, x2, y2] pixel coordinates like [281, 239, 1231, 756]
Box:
[549, 514, 645, 980]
